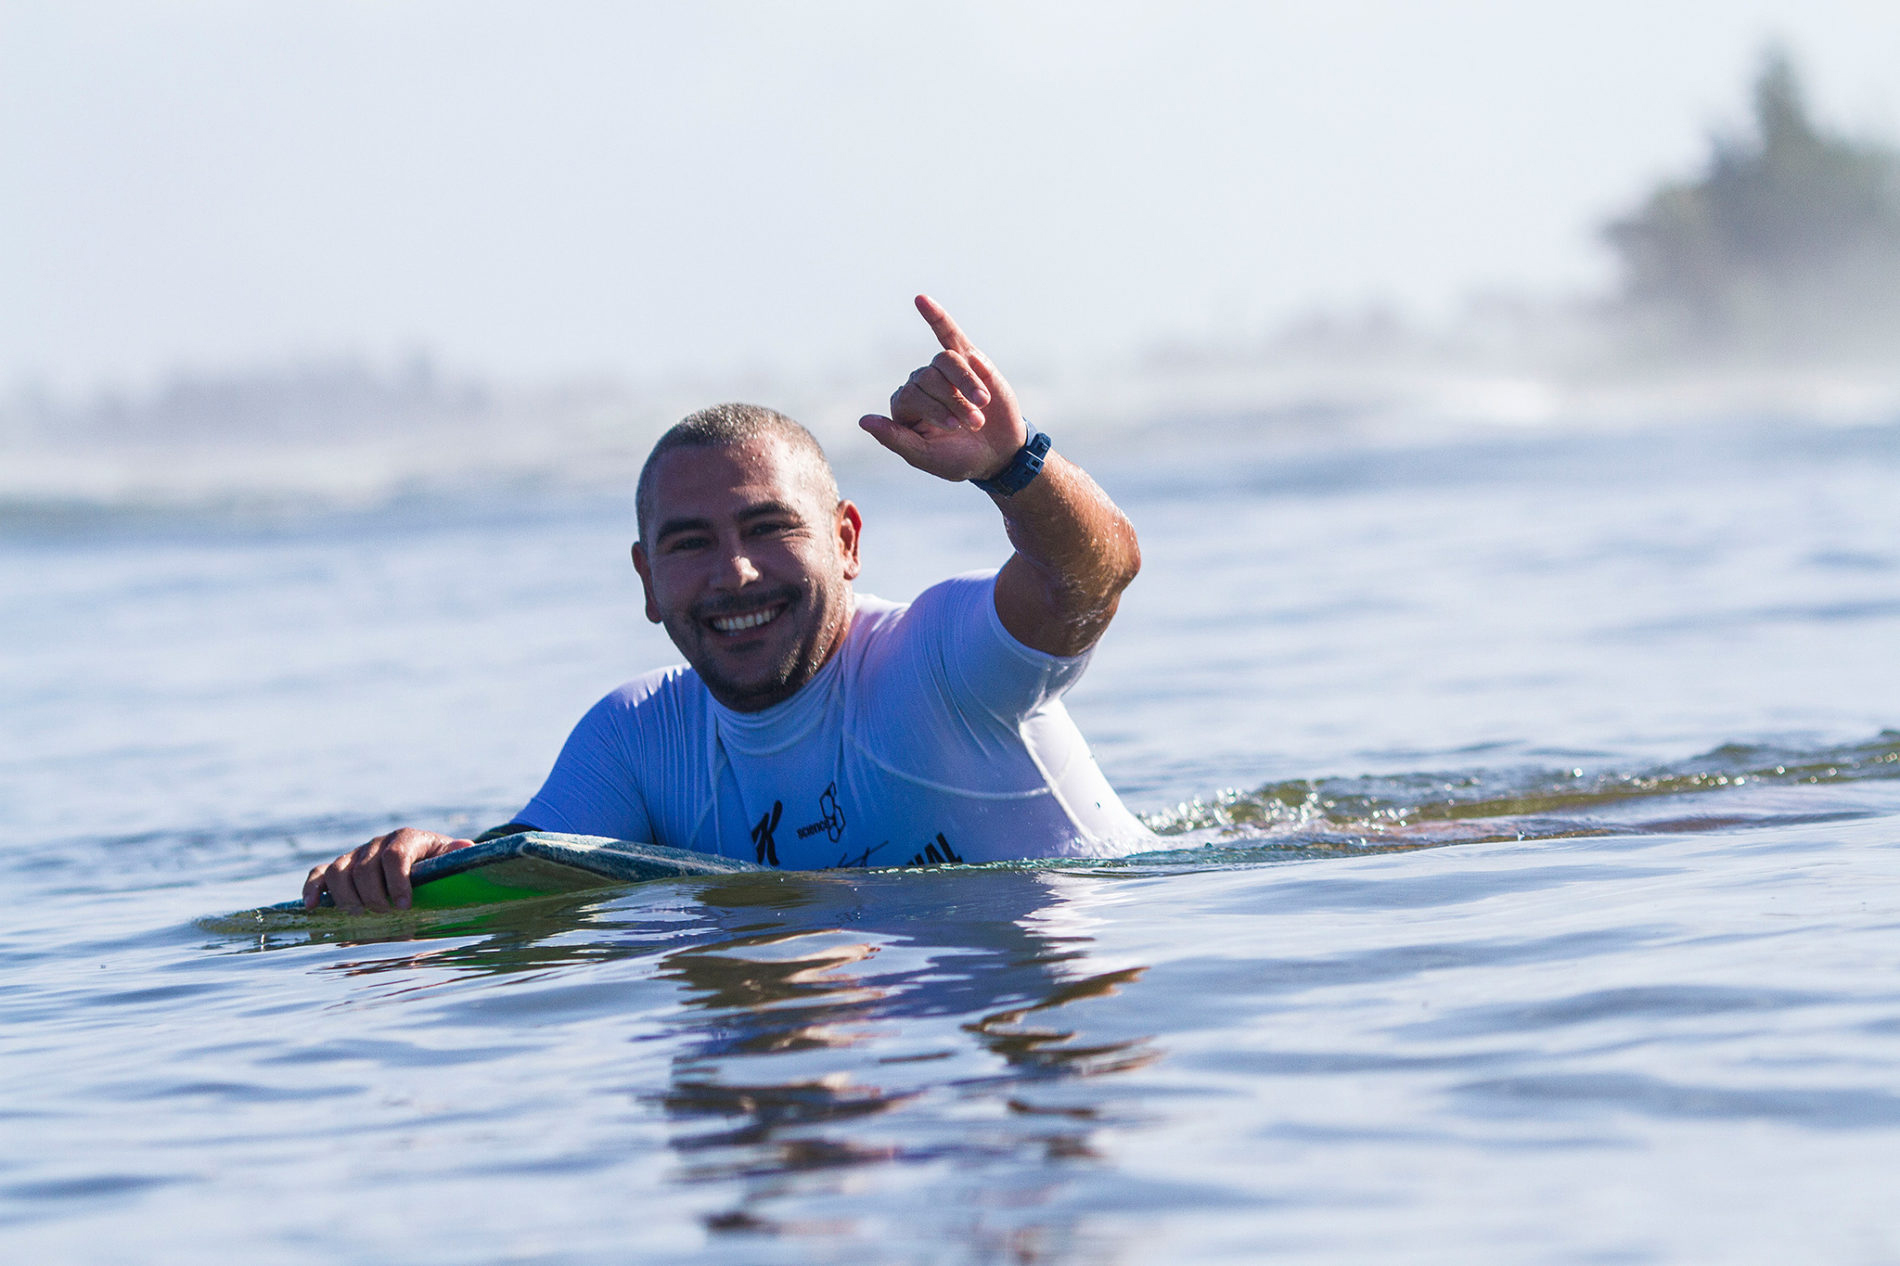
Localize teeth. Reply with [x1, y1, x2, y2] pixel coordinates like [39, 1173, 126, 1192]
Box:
[711, 607, 780, 633]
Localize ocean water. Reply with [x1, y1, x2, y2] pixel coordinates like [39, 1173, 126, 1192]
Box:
[3, 412, 1899, 1263]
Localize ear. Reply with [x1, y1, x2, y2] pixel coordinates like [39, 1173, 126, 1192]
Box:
[630, 542, 663, 624]
[836, 501, 863, 581]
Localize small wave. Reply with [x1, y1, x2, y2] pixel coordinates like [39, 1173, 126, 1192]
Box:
[1141, 732, 1900, 854]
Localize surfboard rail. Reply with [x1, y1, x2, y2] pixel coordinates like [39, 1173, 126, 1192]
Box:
[275, 831, 768, 912]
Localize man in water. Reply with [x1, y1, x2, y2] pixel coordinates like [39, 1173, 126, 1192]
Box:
[305, 295, 1153, 912]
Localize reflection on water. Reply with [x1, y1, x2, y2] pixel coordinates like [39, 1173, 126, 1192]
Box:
[648, 872, 1157, 1240]
[206, 865, 1163, 1249]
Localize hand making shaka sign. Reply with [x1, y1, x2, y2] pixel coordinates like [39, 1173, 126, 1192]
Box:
[859, 294, 1029, 485]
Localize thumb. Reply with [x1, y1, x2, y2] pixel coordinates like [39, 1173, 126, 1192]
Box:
[859, 413, 930, 462]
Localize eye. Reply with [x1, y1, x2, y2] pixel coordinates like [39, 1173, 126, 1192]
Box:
[664, 533, 712, 553]
[748, 519, 792, 537]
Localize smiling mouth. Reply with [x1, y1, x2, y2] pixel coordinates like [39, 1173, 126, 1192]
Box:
[707, 603, 786, 635]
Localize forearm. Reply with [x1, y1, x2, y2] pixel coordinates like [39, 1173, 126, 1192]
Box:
[861, 294, 1140, 655]
[990, 452, 1140, 657]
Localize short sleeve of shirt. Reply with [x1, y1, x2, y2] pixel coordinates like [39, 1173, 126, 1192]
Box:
[904, 571, 1092, 725]
[516, 675, 661, 842]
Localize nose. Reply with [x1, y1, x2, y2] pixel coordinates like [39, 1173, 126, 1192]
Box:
[713, 538, 761, 590]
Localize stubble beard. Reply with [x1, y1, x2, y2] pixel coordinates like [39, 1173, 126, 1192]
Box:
[675, 578, 853, 712]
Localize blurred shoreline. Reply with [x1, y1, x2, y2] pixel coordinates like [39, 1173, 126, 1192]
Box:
[5, 335, 1898, 526]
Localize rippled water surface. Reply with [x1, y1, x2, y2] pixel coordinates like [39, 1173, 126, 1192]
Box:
[4, 416, 1900, 1263]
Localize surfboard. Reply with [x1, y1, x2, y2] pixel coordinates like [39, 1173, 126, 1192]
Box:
[272, 831, 768, 912]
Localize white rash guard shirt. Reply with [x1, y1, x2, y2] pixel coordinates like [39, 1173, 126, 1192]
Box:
[516, 572, 1156, 868]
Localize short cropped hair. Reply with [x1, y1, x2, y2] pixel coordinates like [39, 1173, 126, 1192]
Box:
[635, 403, 839, 543]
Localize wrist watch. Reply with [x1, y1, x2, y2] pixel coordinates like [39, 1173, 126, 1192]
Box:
[970, 422, 1052, 497]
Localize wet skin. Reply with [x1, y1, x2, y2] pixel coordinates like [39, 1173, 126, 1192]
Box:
[632, 437, 863, 713]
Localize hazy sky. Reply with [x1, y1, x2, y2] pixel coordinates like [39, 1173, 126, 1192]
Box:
[6, 1, 1900, 395]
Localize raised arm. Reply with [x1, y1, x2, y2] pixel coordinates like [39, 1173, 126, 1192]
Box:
[859, 295, 1140, 657]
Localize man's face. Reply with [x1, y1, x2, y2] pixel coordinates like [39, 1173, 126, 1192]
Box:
[631, 437, 861, 712]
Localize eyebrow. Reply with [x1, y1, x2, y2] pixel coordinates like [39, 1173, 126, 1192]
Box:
[653, 500, 803, 545]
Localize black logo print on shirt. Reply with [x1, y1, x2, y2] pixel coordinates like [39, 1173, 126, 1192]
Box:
[795, 781, 848, 843]
[907, 833, 964, 867]
[750, 801, 783, 866]
[833, 841, 888, 868]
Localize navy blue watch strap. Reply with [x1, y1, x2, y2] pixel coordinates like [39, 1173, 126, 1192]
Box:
[971, 423, 1052, 497]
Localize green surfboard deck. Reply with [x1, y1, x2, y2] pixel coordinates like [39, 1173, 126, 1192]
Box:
[273, 831, 768, 913]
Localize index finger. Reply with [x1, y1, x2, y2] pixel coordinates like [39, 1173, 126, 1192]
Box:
[915, 293, 975, 355]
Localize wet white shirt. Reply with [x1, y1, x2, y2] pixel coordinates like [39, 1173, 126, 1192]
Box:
[516, 572, 1155, 868]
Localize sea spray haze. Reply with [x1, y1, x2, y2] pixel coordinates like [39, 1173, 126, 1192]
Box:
[10, 51, 1900, 515]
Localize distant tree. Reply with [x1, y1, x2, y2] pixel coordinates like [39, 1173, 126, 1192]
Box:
[1603, 48, 1900, 357]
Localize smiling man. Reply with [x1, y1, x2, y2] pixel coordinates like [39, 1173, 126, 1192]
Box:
[305, 296, 1155, 912]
